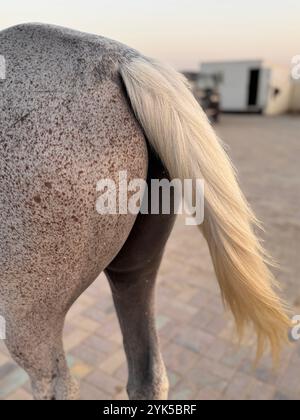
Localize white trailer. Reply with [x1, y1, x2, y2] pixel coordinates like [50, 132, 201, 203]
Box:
[199, 60, 292, 115]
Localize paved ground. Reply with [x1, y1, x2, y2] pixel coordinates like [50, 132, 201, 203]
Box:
[1, 114, 300, 400]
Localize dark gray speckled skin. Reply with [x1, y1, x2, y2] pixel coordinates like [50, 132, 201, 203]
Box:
[0, 24, 175, 400]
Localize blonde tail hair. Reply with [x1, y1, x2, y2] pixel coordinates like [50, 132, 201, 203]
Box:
[119, 56, 291, 362]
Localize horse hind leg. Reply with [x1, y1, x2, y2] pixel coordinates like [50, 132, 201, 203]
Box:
[105, 155, 177, 400]
[4, 310, 79, 400]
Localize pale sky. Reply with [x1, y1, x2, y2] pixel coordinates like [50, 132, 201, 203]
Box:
[0, 0, 298, 70]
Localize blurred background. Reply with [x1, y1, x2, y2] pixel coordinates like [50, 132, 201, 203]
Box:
[0, 0, 300, 400]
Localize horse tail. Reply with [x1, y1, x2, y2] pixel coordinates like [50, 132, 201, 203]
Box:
[119, 55, 291, 362]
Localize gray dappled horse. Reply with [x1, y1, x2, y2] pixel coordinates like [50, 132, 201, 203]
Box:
[0, 24, 290, 400]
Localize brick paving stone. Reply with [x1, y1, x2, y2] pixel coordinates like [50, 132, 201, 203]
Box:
[114, 389, 128, 400]
[163, 342, 199, 375]
[85, 368, 123, 396]
[222, 344, 252, 369]
[204, 313, 230, 336]
[0, 367, 28, 399]
[0, 352, 10, 367]
[245, 379, 275, 400]
[69, 315, 101, 333]
[289, 342, 300, 365]
[276, 360, 300, 395]
[168, 370, 181, 387]
[0, 362, 17, 378]
[82, 305, 108, 323]
[74, 293, 96, 307]
[192, 357, 236, 382]
[67, 301, 90, 318]
[70, 343, 107, 365]
[240, 358, 277, 384]
[113, 363, 128, 382]
[205, 295, 225, 316]
[64, 329, 91, 352]
[195, 372, 228, 395]
[183, 366, 229, 395]
[71, 361, 93, 379]
[273, 391, 293, 401]
[196, 388, 222, 400]
[6, 387, 33, 400]
[0, 342, 10, 356]
[218, 320, 237, 342]
[63, 322, 77, 336]
[99, 349, 126, 375]
[23, 380, 33, 393]
[189, 289, 214, 310]
[80, 381, 110, 400]
[190, 309, 216, 330]
[156, 314, 171, 330]
[169, 386, 196, 400]
[157, 298, 198, 323]
[159, 322, 182, 345]
[175, 326, 215, 354]
[188, 272, 218, 293]
[94, 316, 120, 338]
[82, 334, 119, 354]
[205, 337, 230, 362]
[176, 287, 199, 304]
[109, 331, 123, 345]
[222, 373, 253, 400]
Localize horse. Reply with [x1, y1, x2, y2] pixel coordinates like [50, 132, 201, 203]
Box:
[0, 23, 290, 400]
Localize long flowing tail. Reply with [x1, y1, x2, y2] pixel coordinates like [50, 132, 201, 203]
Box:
[119, 55, 291, 361]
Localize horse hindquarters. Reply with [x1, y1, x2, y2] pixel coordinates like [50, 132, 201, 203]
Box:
[0, 24, 148, 399]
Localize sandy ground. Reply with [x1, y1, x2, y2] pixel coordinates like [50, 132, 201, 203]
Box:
[0, 114, 300, 400]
